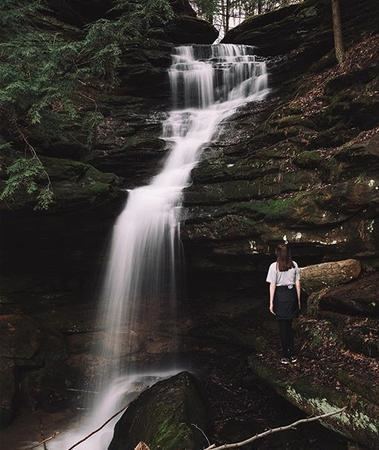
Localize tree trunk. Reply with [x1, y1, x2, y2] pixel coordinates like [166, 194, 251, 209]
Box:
[331, 0, 345, 63]
[300, 259, 361, 295]
[225, 0, 231, 33]
[257, 0, 262, 15]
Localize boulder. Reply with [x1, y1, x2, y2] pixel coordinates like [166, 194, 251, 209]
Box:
[47, 0, 113, 26]
[300, 259, 362, 295]
[109, 371, 208, 450]
[308, 273, 379, 317]
[164, 16, 218, 44]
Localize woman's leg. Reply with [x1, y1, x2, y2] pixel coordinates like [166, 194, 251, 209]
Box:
[288, 319, 294, 356]
[278, 320, 290, 358]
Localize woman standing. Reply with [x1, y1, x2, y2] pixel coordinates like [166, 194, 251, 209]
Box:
[266, 243, 301, 365]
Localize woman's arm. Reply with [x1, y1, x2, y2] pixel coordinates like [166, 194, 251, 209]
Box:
[296, 279, 301, 309]
[269, 282, 276, 315]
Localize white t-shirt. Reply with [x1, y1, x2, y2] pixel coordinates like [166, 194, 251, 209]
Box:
[266, 261, 300, 286]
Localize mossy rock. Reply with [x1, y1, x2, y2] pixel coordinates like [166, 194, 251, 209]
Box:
[248, 356, 379, 448]
[0, 156, 123, 213]
[109, 372, 207, 450]
[294, 150, 323, 169]
[185, 170, 319, 206]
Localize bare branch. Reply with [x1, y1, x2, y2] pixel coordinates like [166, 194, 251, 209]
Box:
[191, 423, 211, 446]
[24, 432, 60, 449]
[67, 404, 128, 450]
[204, 407, 347, 450]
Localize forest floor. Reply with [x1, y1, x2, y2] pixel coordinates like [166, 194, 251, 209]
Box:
[186, 292, 351, 449]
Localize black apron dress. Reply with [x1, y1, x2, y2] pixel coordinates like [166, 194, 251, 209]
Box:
[274, 285, 299, 320]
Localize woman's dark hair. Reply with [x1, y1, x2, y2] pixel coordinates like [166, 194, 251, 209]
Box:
[276, 243, 294, 271]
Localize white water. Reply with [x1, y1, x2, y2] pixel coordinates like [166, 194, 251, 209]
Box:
[48, 44, 269, 450]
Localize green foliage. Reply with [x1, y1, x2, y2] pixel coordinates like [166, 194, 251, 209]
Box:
[0, 0, 45, 30]
[0, 156, 54, 210]
[0, 0, 172, 209]
[191, 0, 300, 29]
[113, 0, 174, 31]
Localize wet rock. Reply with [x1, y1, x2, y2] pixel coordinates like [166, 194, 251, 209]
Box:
[300, 259, 362, 295]
[109, 372, 208, 450]
[88, 102, 168, 185]
[0, 315, 41, 362]
[21, 331, 73, 411]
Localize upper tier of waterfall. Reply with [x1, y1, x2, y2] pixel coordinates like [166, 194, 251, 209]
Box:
[169, 44, 267, 108]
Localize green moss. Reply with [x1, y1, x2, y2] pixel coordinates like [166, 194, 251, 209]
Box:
[239, 196, 298, 220]
[109, 372, 207, 450]
[152, 419, 193, 449]
[294, 150, 322, 169]
[249, 356, 379, 446]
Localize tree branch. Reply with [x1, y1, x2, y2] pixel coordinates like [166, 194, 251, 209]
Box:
[191, 423, 211, 446]
[204, 407, 347, 450]
[67, 404, 128, 450]
[25, 432, 60, 449]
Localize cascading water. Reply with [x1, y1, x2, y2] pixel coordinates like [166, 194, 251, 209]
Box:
[50, 44, 269, 450]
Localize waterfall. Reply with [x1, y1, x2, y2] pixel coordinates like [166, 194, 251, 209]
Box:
[50, 44, 269, 450]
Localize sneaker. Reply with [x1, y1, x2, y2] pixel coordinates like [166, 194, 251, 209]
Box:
[290, 356, 298, 363]
[280, 358, 290, 365]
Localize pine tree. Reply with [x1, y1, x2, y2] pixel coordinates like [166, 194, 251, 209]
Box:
[0, 0, 173, 209]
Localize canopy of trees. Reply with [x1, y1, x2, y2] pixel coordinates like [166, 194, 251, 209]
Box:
[191, 0, 302, 34]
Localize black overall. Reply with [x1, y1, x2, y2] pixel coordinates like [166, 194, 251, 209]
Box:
[274, 285, 299, 358]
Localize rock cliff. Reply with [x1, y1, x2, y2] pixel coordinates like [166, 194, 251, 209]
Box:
[182, 0, 379, 285]
[0, 1, 378, 449]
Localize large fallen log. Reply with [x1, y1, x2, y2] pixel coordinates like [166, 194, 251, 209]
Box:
[300, 259, 361, 295]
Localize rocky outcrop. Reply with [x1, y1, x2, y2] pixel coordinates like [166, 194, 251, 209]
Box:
[223, 0, 379, 91]
[46, 0, 219, 46]
[308, 271, 379, 317]
[0, 154, 124, 314]
[0, 156, 123, 214]
[164, 16, 218, 44]
[182, 0, 379, 282]
[249, 355, 379, 449]
[109, 372, 208, 450]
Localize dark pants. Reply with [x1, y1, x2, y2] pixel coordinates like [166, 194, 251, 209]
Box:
[278, 319, 294, 358]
